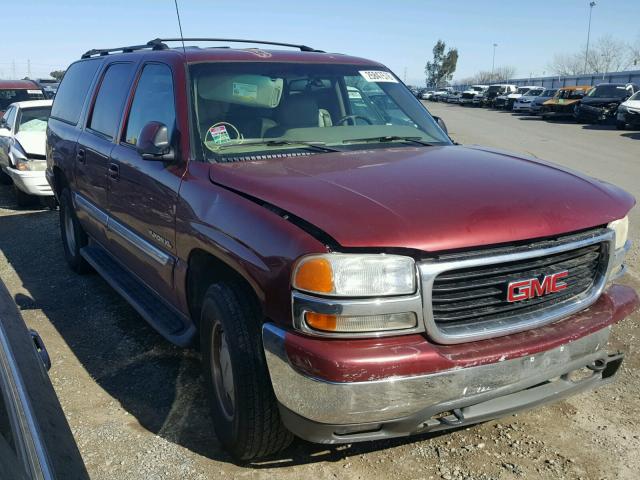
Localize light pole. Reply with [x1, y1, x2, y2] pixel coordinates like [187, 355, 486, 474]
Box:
[492, 43, 498, 76]
[584, 1, 596, 74]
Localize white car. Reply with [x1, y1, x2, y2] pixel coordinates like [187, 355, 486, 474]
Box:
[616, 90, 640, 130]
[0, 100, 54, 206]
[512, 87, 545, 113]
[459, 85, 488, 105]
[505, 86, 540, 110]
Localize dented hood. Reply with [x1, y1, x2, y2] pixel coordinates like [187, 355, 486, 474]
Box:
[209, 145, 634, 252]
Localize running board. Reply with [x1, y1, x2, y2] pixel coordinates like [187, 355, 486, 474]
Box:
[80, 244, 195, 347]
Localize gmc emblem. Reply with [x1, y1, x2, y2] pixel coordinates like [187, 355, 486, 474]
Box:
[507, 271, 569, 302]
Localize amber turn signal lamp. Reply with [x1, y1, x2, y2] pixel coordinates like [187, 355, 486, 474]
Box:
[293, 257, 334, 294]
[305, 312, 337, 332]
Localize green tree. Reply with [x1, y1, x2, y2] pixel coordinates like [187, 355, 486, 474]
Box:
[49, 70, 66, 81]
[425, 40, 459, 88]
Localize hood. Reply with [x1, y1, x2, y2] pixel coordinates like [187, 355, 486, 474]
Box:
[209, 146, 634, 252]
[581, 96, 626, 107]
[14, 131, 46, 157]
[622, 99, 640, 111]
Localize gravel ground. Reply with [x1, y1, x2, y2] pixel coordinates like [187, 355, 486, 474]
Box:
[0, 104, 639, 479]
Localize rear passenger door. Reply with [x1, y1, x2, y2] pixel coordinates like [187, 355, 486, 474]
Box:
[107, 62, 183, 301]
[75, 62, 136, 244]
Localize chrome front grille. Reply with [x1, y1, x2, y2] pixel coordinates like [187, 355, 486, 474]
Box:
[419, 228, 614, 344]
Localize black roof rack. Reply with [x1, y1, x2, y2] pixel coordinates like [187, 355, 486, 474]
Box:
[155, 37, 323, 53]
[81, 39, 169, 59]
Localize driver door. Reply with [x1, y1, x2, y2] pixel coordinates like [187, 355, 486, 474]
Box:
[107, 62, 184, 302]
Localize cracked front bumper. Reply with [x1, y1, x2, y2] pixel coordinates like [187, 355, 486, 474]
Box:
[263, 285, 638, 443]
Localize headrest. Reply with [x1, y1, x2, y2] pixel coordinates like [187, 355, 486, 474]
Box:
[277, 95, 319, 127]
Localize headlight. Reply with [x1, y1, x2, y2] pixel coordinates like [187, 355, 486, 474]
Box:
[293, 253, 415, 297]
[608, 216, 628, 250]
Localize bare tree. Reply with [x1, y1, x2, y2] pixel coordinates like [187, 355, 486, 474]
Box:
[627, 34, 640, 68]
[547, 53, 584, 76]
[587, 35, 631, 73]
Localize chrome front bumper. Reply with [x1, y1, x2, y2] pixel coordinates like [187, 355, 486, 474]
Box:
[264, 324, 614, 429]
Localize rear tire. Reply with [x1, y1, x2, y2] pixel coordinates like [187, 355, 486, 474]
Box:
[59, 188, 91, 274]
[200, 281, 293, 461]
[14, 186, 37, 207]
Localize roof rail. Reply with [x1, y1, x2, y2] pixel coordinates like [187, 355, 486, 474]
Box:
[81, 39, 169, 59]
[154, 37, 323, 53]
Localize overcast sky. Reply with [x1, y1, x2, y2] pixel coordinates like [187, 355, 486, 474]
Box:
[2, 0, 639, 85]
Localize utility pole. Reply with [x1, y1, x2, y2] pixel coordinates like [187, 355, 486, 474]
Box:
[492, 43, 498, 76]
[27, 59, 31, 79]
[11, 60, 16, 79]
[584, 1, 596, 74]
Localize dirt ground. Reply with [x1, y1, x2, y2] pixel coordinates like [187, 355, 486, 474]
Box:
[0, 105, 639, 479]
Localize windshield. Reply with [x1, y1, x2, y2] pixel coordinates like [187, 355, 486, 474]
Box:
[0, 89, 45, 111]
[471, 86, 484, 92]
[516, 88, 530, 95]
[16, 106, 51, 133]
[588, 85, 630, 99]
[557, 89, 587, 100]
[526, 89, 544, 96]
[189, 62, 450, 160]
[541, 89, 557, 97]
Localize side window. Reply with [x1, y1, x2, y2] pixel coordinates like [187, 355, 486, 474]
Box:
[88, 63, 135, 139]
[124, 64, 176, 146]
[3, 107, 17, 130]
[50, 59, 101, 124]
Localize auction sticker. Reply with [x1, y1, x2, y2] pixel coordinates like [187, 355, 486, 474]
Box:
[359, 70, 398, 83]
[209, 125, 231, 145]
[27, 89, 43, 94]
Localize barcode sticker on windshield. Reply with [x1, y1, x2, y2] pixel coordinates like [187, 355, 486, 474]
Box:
[359, 71, 398, 83]
[27, 90, 43, 94]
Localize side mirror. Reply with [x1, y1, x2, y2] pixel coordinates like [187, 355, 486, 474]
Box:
[136, 121, 175, 161]
[433, 116, 448, 135]
[0, 118, 8, 130]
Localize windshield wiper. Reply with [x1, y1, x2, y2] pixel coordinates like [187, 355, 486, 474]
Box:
[341, 136, 435, 146]
[215, 139, 340, 153]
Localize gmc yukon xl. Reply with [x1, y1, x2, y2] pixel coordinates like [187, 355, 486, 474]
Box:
[46, 39, 638, 461]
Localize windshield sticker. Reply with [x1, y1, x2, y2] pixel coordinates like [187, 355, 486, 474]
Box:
[233, 82, 258, 100]
[359, 70, 398, 83]
[27, 89, 43, 95]
[208, 125, 231, 145]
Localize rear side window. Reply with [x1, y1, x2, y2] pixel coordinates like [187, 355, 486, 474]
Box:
[51, 60, 101, 124]
[124, 64, 176, 145]
[88, 63, 135, 139]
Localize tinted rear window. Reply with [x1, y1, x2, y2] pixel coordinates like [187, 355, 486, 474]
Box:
[51, 60, 101, 124]
[88, 63, 135, 139]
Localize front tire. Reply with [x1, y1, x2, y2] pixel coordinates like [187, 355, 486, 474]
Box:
[59, 188, 91, 273]
[200, 282, 293, 461]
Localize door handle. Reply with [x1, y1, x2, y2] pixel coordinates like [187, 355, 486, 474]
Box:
[108, 163, 120, 180]
[76, 148, 86, 164]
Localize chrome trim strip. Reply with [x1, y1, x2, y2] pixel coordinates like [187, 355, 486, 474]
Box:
[107, 217, 171, 267]
[0, 320, 52, 479]
[263, 323, 610, 424]
[73, 192, 108, 226]
[419, 230, 615, 345]
[73, 192, 171, 267]
[292, 290, 424, 338]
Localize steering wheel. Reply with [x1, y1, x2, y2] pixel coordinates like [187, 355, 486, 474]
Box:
[336, 115, 373, 126]
[203, 122, 243, 152]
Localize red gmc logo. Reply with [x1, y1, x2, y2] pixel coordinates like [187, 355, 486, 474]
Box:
[507, 271, 569, 302]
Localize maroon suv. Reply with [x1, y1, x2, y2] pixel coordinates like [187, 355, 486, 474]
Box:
[46, 38, 638, 460]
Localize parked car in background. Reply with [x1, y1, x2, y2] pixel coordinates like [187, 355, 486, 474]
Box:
[34, 79, 60, 99]
[617, 90, 640, 130]
[0, 281, 89, 479]
[574, 83, 638, 124]
[0, 80, 46, 115]
[432, 88, 453, 102]
[512, 87, 545, 112]
[459, 85, 488, 106]
[0, 100, 54, 206]
[504, 86, 540, 110]
[483, 84, 517, 107]
[540, 86, 592, 119]
[420, 90, 435, 100]
[529, 88, 558, 115]
[445, 91, 462, 103]
[47, 38, 637, 461]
